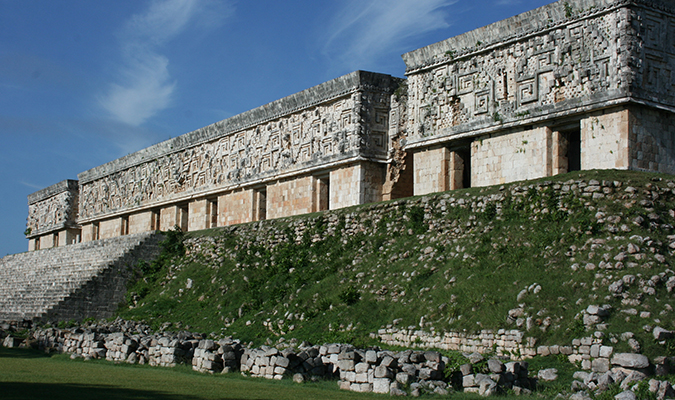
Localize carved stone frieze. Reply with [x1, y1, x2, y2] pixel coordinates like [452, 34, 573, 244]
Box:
[78, 72, 399, 221]
[399, 0, 675, 148]
[26, 180, 79, 237]
[402, 2, 630, 145]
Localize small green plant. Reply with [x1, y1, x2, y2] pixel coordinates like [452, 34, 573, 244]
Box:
[407, 206, 428, 234]
[483, 202, 497, 221]
[564, 2, 573, 18]
[394, 81, 408, 101]
[23, 227, 31, 237]
[339, 286, 360, 305]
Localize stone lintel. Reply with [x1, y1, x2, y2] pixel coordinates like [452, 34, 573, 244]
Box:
[403, 97, 632, 151]
[27, 221, 80, 239]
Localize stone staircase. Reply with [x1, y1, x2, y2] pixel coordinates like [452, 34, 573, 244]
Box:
[0, 232, 163, 323]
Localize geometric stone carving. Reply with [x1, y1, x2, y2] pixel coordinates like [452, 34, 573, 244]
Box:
[26, 180, 79, 238]
[77, 71, 399, 222]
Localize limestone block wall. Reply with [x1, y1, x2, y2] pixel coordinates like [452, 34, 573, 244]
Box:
[330, 162, 384, 209]
[630, 1, 675, 108]
[99, 217, 124, 240]
[159, 205, 188, 232]
[399, 0, 650, 147]
[581, 108, 630, 170]
[218, 190, 255, 226]
[628, 105, 675, 174]
[470, 127, 550, 188]
[396, 0, 675, 191]
[24, 0, 675, 250]
[267, 176, 318, 220]
[128, 210, 158, 235]
[188, 199, 216, 231]
[413, 147, 450, 196]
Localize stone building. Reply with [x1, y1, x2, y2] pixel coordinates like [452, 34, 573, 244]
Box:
[25, 0, 675, 250]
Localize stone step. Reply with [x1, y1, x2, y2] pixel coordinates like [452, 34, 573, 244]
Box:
[0, 231, 162, 322]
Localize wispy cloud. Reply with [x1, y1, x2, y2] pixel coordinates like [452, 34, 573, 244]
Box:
[321, 0, 456, 70]
[99, 0, 232, 126]
[20, 181, 44, 190]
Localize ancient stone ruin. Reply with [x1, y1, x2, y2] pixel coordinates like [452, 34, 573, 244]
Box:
[24, 0, 675, 252]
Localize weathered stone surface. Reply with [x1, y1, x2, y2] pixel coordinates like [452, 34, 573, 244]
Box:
[592, 358, 611, 374]
[488, 359, 504, 374]
[653, 327, 673, 341]
[537, 368, 558, 381]
[611, 353, 650, 369]
[614, 390, 637, 400]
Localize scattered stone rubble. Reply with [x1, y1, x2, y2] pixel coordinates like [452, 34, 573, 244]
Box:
[0, 319, 527, 396]
[569, 353, 675, 400]
[454, 353, 533, 397]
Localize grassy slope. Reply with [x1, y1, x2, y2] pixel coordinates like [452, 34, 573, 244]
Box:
[117, 170, 675, 360]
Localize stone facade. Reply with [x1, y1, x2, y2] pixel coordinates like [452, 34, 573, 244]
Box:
[25, 0, 675, 249]
[397, 0, 675, 194]
[26, 180, 79, 250]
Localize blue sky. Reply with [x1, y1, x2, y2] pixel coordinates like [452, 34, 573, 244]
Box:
[0, 0, 553, 256]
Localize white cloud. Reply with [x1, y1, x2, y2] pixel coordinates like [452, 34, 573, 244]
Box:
[322, 0, 456, 70]
[99, 53, 175, 126]
[99, 0, 232, 126]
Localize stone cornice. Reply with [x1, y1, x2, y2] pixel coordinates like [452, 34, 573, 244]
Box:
[27, 180, 78, 205]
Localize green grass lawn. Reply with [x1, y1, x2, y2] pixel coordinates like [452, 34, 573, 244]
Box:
[0, 347, 380, 400]
[0, 347, 555, 399]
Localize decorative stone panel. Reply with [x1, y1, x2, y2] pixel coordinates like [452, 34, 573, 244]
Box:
[77, 71, 400, 225]
[26, 180, 79, 240]
[399, 0, 675, 150]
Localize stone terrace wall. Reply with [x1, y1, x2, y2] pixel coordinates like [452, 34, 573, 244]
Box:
[0, 232, 162, 322]
[76, 71, 399, 224]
